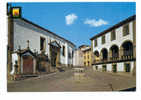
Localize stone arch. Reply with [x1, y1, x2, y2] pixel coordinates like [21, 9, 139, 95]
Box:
[94, 50, 99, 57]
[120, 40, 133, 59]
[100, 48, 108, 61]
[120, 40, 133, 48]
[94, 50, 100, 62]
[109, 44, 119, 60]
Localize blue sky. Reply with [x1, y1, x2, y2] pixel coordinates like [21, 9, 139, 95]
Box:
[10, 2, 136, 48]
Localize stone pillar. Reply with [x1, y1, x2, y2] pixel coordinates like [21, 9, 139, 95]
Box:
[108, 50, 112, 61]
[100, 52, 103, 61]
[119, 47, 123, 59]
[65, 43, 68, 67]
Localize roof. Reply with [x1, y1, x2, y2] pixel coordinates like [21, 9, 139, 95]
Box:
[90, 15, 136, 40]
[81, 47, 91, 52]
[79, 45, 90, 49]
[14, 17, 76, 47]
[15, 48, 36, 57]
[49, 40, 61, 48]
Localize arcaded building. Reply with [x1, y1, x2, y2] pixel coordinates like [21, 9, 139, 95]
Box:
[90, 15, 136, 74]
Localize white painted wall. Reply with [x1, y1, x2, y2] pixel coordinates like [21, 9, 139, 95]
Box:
[92, 21, 134, 53]
[91, 20, 135, 73]
[73, 49, 84, 67]
[13, 19, 75, 66]
[107, 64, 112, 72]
[93, 61, 134, 73]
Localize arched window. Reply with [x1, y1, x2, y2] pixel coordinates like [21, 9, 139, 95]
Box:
[110, 45, 119, 60]
[101, 48, 108, 60]
[122, 41, 133, 57]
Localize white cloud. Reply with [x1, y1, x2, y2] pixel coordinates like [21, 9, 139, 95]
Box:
[65, 13, 78, 25]
[84, 18, 108, 27]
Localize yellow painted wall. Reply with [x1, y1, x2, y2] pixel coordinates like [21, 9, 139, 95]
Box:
[83, 50, 92, 67]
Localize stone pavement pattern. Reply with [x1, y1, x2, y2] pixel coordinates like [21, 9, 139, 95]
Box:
[8, 67, 136, 92]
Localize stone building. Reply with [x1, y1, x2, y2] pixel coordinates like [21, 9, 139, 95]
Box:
[73, 45, 92, 67]
[7, 6, 76, 76]
[81, 46, 92, 67]
[90, 15, 136, 74]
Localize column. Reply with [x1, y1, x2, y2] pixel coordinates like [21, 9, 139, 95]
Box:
[65, 43, 68, 66]
[119, 47, 123, 59]
[108, 50, 112, 61]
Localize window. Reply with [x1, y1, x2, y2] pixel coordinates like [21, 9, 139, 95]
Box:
[123, 24, 129, 36]
[102, 35, 105, 44]
[40, 37, 46, 51]
[94, 39, 97, 47]
[62, 46, 65, 56]
[111, 30, 116, 41]
[88, 61, 89, 66]
[84, 56, 86, 60]
[84, 62, 86, 66]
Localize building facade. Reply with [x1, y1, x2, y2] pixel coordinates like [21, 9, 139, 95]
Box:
[90, 15, 136, 74]
[7, 7, 76, 75]
[73, 45, 92, 67]
[73, 49, 84, 67]
[81, 46, 92, 67]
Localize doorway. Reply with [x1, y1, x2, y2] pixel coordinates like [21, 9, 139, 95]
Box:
[102, 65, 107, 72]
[112, 64, 117, 73]
[124, 63, 131, 72]
[50, 44, 60, 67]
[23, 55, 33, 74]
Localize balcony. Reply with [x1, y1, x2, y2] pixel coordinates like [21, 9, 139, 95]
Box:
[92, 55, 135, 65]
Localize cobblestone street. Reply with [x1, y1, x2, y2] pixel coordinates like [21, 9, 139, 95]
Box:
[7, 67, 136, 92]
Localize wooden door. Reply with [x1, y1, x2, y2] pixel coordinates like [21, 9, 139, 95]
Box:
[23, 56, 33, 74]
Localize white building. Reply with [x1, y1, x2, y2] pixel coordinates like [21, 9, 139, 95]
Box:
[90, 15, 136, 74]
[7, 7, 76, 75]
[12, 18, 75, 66]
[73, 49, 84, 67]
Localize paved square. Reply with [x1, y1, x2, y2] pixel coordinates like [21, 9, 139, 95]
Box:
[7, 67, 136, 92]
